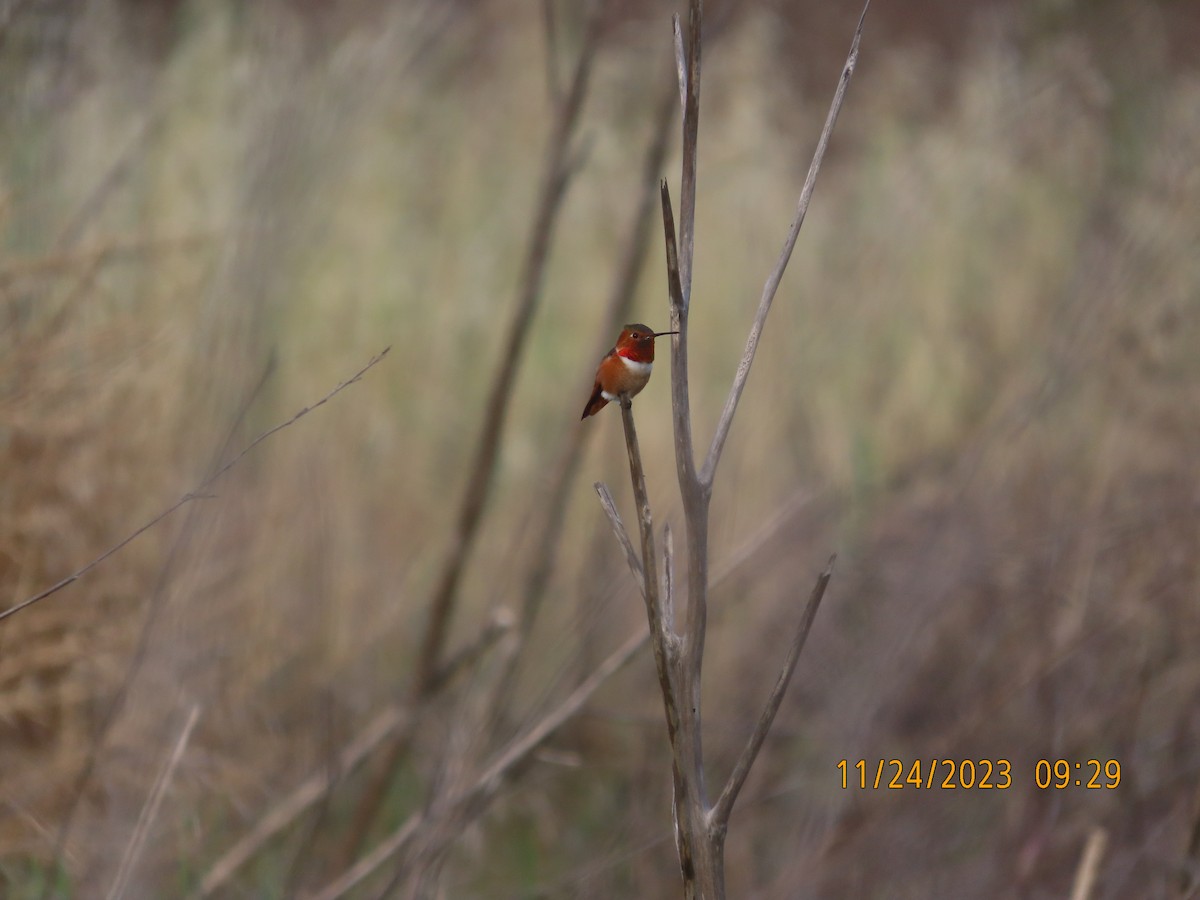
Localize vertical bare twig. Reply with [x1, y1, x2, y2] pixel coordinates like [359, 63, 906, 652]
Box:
[340, 5, 605, 869]
[412, 0, 604, 697]
[598, 1, 868, 895]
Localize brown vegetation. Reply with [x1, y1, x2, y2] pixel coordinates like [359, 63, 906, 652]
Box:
[1, 0, 1198, 897]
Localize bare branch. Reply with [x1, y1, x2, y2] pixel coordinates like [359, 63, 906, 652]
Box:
[594, 481, 646, 595]
[107, 705, 201, 900]
[660, 182, 700, 493]
[617, 402, 678, 667]
[0, 347, 391, 624]
[701, 1, 868, 487]
[678, 0, 702, 300]
[710, 557, 834, 830]
[189, 706, 409, 899]
[196, 484, 808, 897]
[672, 14, 687, 114]
[1068, 828, 1108, 900]
[309, 627, 648, 900]
[541, 0, 563, 108]
[413, 1, 604, 695]
[662, 521, 676, 636]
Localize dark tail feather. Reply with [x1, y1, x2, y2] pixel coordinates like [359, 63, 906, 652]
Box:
[581, 385, 608, 419]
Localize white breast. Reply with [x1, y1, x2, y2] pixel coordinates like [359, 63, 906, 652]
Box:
[620, 357, 652, 376]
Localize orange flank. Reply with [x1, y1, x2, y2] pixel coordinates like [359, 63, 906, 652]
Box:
[580, 324, 677, 420]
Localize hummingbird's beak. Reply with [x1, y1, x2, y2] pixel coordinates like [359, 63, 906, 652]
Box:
[654, 330, 680, 337]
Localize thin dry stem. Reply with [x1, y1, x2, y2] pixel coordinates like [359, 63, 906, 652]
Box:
[413, 5, 603, 694]
[190, 706, 410, 898]
[205, 483, 809, 896]
[594, 482, 647, 595]
[310, 627, 648, 900]
[710, 558, 834, 829]
[1068, 828, 1108, 900]
[107, 705, 201, 900]
[0, 346, 391, 624]
[701, 3, 868, 487]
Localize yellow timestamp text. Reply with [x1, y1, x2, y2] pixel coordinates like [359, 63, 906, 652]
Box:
[1034, 758, 1121, 789]
[837, 758, 1012, 790]
[836, 758, 1122, 790]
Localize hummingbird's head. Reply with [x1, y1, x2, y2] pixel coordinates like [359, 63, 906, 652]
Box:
[616, 324, 678, 362]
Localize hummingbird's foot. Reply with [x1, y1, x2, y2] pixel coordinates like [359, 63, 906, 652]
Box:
[619, 394, 632, 410]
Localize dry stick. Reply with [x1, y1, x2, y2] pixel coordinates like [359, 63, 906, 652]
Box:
[412, 2, 603, 696]
[485, 71, 677, 719]
[41, 354, 278, 897]
[662, 521, 676, 634]
[701, 3, 868, 488]
[0, 347, 390, 624]
[106, 704, 201, 900]
[594, 482, 647, 594]
[1068, 828, 1108, 900]
[335, 9, 605, 870]
[308, 627, 649, 900]
[659, 177, 712, 897]
[614, 398, 699, 888]
[405, 90, 676, 875]
[650, 0, 867, 894]
[189, 706, 408, 899]
[191, 485, 810, 898]
[709, 558, 834, 830]
[513, 70, 675, 634]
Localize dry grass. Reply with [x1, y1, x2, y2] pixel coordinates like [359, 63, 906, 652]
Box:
[1, 0, 1198, 897]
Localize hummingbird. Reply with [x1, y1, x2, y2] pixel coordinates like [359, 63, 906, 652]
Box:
[580, 323, 677, 420]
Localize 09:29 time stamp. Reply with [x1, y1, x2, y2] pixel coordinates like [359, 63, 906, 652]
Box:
[837, 758, 1122, 790]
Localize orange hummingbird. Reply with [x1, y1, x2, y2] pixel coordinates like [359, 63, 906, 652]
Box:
[580, 323, 677, 420]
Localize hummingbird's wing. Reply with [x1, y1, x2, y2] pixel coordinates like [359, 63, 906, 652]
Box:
[581, 380, 609, 419]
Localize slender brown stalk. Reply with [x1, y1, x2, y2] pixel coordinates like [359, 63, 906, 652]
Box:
[309, 627, 649, 900]
[701, 3, 869, 487]
[195, 485, 810, 896]
[594, 482, 647, 594]
[1068, 828, 1108, 900]
[412, 3, 604, 696]
[106, 705, 201, 900]
[339, 6, 605, 868]
[0, 347, 390, 624]
[710, 559, 834, 829]
[189, 706, 409, 899]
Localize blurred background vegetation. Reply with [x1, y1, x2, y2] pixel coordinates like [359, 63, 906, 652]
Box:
[1, 0, 1198, 896]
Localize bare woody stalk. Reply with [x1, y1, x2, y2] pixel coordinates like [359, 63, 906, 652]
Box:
[0, 347, 390, 624]
[599, 1, 868, 896]
[338, 5, 605, 867]
[412, 3, 604, 696]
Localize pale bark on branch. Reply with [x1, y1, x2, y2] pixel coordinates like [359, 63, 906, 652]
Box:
[596, 1, 869, 895]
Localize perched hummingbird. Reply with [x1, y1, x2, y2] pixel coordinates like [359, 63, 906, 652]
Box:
[580, 323, 677, 420]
